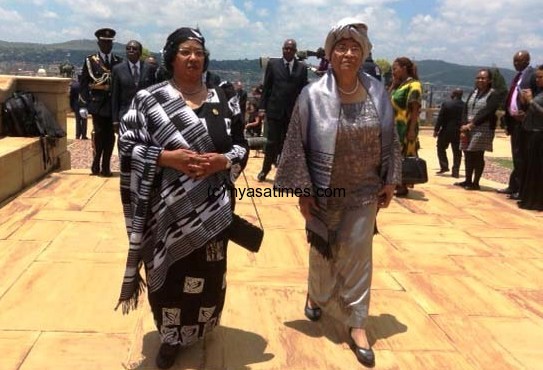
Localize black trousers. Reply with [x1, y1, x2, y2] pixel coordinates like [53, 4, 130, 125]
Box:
[74, 111, 88, 139]
[436, 130, 461, 172]
[261, 116, 289, 174]
[91, 115, 115, 173]
[507, 125, 526, 192]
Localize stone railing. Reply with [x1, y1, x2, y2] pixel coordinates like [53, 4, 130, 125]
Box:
[0, 75, 71, 205]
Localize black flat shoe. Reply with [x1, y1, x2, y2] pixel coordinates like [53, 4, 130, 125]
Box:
[496, 187, 514, 194]
[453, 181, 471, 187]
[464, 184, 480, 191]
[350, 343, 375, 368]
[156, 343, 180, 369]
[436, 169, 449, 174]
[304, 295, 321, 321]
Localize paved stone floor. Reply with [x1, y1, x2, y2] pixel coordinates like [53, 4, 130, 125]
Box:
[0, 127, 542, 369]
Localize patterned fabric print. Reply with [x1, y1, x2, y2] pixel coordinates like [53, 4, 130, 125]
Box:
[117, 82, 247, 310]
[149, 238, 227, 347]
[462, 89, 495, 152]
[327, 100, 382, 228]
[391, 79, 422, 156]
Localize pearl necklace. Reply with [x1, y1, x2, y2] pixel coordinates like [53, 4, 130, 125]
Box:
[170, 79, 204, 96]
[338, 79, 359, 95]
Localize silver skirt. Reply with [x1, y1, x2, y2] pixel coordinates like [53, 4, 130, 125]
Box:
[308, 202, 377, 329]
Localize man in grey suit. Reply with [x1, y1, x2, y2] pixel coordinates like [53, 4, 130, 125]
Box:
[111, 40, 157, 127]
[434, 88, 464, 178]
[257, 39, 308, 182]
[497, 50, 538, 198]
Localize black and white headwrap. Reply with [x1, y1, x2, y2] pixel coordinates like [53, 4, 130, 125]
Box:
[162, 27, 209, 74]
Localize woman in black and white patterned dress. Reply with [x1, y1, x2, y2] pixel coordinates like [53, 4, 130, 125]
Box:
[455, 68, 501, 191]
[116, 28, 247, 369]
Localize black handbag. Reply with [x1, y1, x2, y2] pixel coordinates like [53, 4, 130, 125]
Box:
[402, 156, 428, 184]
[224, 213, 264, 253]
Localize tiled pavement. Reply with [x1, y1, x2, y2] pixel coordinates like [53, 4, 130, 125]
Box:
[0, 128, 542, 369]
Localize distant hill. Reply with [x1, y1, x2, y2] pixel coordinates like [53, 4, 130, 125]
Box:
[416, 59, 515, 89]
[0, 39, 516, 94]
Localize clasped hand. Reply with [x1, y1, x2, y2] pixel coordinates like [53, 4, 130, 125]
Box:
[165, 149, 228, 181]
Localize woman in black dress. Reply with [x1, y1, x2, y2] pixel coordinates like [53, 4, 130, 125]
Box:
[116, 27, 248, 369]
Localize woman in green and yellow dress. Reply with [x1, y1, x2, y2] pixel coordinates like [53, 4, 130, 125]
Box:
[390, 57, 423, 196]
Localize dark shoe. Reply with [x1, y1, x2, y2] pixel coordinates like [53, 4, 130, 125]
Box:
[508, 192, 520, 200]
[91, 161, 100, 176]
[454, 181, 471, 187]
[451, 171, 459, 178]
[156, 343, 180, 369]
[100, 170, 113, 177]
[394, 185, 408, 197]
[304, 295, 321, 322]
[464, 184, 480, 191]
[257, 171, 267, 182]
[82, 136, 89, 140]
[436, 169, 449, 174]
[496, 187, 514, 195]
[349, 330, 375, 368]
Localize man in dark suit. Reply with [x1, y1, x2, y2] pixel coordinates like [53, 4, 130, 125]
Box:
[79, 27, 123, 177]
[362, 52, 382, 81]
[257, 39, 308, 182]
[111, 40, 157, 126]
[498, 50, 538, 198]
[433, 88, 464, 178]
[234, 81, 248, 124]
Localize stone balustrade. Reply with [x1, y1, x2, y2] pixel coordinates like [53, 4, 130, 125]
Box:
[0, 75, 71, 205]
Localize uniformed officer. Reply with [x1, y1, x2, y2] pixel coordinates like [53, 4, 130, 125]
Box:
[79, 27, 123, 176]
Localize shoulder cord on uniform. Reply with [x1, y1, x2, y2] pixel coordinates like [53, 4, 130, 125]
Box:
[86, 56, 111, 86]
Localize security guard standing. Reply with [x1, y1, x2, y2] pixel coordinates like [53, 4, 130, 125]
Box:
[79, 27, 123, 176]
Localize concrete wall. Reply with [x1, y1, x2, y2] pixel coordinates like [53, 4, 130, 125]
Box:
[0, 75, 71, 205]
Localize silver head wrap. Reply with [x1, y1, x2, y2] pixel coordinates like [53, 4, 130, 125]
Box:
[324, 17, 372, 62]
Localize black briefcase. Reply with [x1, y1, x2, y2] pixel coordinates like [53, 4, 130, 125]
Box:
[402, 156, 428, 184]
[225, 213, 264, 253]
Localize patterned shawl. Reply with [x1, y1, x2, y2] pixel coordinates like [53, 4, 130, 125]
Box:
[275, 69, 400, 257]
[116, 81, 232, 313]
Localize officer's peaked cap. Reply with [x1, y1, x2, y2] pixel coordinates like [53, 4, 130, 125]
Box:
[95, 28, 116, 41]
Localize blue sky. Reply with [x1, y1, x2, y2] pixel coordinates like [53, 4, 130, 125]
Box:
[0, 0, 542, 68]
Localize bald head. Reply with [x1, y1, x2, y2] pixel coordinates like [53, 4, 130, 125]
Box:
[513, 50, 530, 72]
[451, 88, 463, 99]
[282, 39, 297, 62]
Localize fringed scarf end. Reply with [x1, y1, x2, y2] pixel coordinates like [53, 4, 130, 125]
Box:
[306, 229, 335, 259]
[115, 272, 147, 315]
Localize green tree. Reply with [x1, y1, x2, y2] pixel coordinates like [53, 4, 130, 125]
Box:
[141, 47, 152, 61]
[375, 58, 391, 73]
[491, 67, 508, 108]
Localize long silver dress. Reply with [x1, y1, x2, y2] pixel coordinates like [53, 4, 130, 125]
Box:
[309, 99, 382, 329]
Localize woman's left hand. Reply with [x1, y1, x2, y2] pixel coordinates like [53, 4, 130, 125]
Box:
[194, 153, 229, 180]
[377, 184, 395, 208]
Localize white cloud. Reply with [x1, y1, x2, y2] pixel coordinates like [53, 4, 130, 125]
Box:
[0, 0, 542, 68]
[43, 10, 58, 19]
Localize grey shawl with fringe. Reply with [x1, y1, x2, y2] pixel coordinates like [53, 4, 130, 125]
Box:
[275, 69, 401, 257]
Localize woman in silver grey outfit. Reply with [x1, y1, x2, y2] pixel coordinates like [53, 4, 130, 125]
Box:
[275, 18, 402, 367]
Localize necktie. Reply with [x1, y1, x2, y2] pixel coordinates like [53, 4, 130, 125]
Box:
[104, 55, 110, 68]
[132, 64, 139, 85]
[285, 62, 290, 76]
[506, 72, 522, 114]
